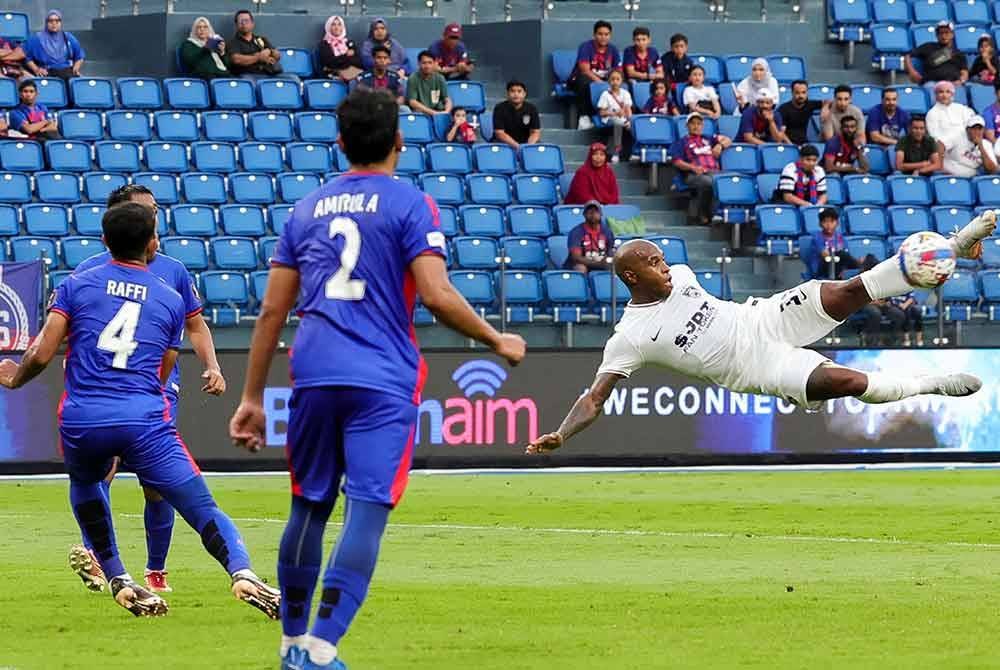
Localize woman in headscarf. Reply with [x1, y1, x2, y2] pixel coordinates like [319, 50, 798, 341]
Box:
[180, 16, 229, 79]
[734, 57, 778, 110]
[564, 142, 621, 205]
[24, 10, 85, 80]
[360, 17, 410, 79]
[318, 15, 362, 81]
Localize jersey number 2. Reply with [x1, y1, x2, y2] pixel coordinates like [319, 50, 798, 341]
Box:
[325, 216, 366, 301]
[98, 301, 141, 369]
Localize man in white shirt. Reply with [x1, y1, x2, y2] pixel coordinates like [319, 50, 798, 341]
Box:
[942, 114, 998, 177]
[526, 215, 994, 454]
[926, 80, 974, 156]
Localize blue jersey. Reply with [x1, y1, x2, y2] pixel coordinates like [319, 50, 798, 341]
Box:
[51, 260, 186, 427]
[74, 252, 202, 396]
[272, 172, 447, 403]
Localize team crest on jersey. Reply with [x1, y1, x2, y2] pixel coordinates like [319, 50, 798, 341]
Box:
[681, 286, 702, 299]
[522, 114, 532, 125]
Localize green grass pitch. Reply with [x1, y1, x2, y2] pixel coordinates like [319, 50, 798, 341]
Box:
[1, 470, 999, 669]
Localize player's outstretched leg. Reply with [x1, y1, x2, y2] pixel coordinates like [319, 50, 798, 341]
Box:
[69, 472, 112, 592]
[141, 485, 175, 593]
[806, 363, 982, 405]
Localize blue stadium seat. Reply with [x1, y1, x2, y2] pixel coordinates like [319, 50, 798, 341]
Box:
[0, 140, 42, 172]
[807, 83, 835, 101]
[180, 172, 227, 205]
[268, 204, 294, 235]
[955, 23, 990, 53]
[974, 175, 1000, 205]
[0, 172, 31, 203]
[759, 143, 798, 173]
[723, 55, 754, 82]
[0, 78, 13, 108]
[754, 173, 780, 203]
[590, 270, 631, 321]
[825, 175, 845, 205]
[396, 144, 426, 174]
[851, 85, 884, 112]
[757, 205, 802, 255]
[61, 236, 105, 269]
[844, 205, 890, 236]
[955, 0, 992, 24]
[766, 55, 806, 83]
[0, 204, 16, 236]
[295, 111, 338, 142]
[497, 271, 545, 322]
[887, 174, 932, 205]
[720, 144, 761, 173]
[714, 173, 757, 223]
[58, 110, 103, 141]
[631, 115, 676, 163]
[449, 270, 495, 313]
[23, 204, 69, 236]
[132, 172, 179, 205]
[637, 235, 684, 265]
[631, 81, 651, 111]
[144, 141, 189, 173]
[887, 205, 932, 235]
[553, 205, 584, 235]
[550, 50, 577, 99]
[693, 269, 731, 299]
[11, 236, 58, 266]
[279, 48, 313, 77]
[453, 236, 500, 269]
[332, 146, 350, 171]
[200, 111, 246, 143]
[154, 110, 199, 142]
[862, 145, 892, 175]
[462, 173, 512, 207]
[118, 77, 163, 109]
[211, 78, 256, 110]
[250, 269, 269, 304]
[502, 236, 548, 270]
[913, 0, 952, 22]
[83, 171, 128, 203]
[212, 236, 258, 270]
[931, 205, 973, 234]
[459, 205, 506, 237]
[427, 143, 473, 174]
[419, 173, 465, 206]
[542, 270, 589, 322]
[71, 204, 105, 236]
[981, 238, 1000, 267]
[831, 0, 872, 42]
[106, 110, 152, 142]
[46, 140, 92, 172]
[258, 79, 302, 110]
[164, 77, 210, 109]
[226, 172, 273, 205]
[161, 236, 209, 270]
[602, 205, 640, 225]
[872, 0, 909, 23]
[436, 206, 458, 236]
[0, 12, 29, 42]
[845, 235, 889, 261]
[258, 236, 278, 265]
[513, 174, 558, 207]
[34, 77, 67, 108]
[547, 234, 569, 268]
[432, 113, 454, 142]
[447, 80, 486, 114]
[48, 269, 71, 289]
[36, 172, 81, 204]
[718, 85, 739, 116]
[304, 79, 348, 110]
[191, 142, 237, 173]
[286, 142, 331, 173]
[239, 142, 285, 173]
[220, 205, 266, 237]
[931, 175, 975, 205]
[801, 205, 829, 234]
[689, 54, 724, 84]
[844, 174, 888, 204]
[507, 206, 553, 237]
[980, 269, 1000, 317]
[93, 141, 140, 173]
[399, 112, 435, 144]
[519, 144, 564, 175]
[941, 271, 979, 320]
[890, 85, 930, 114]
[277, 172, 321, 202]
[249, 111, 294, 142]
[70, 78, 115, 110]
[201, 271, 250, 308]
[969, 82, 995, 113]
[171, 204, 218, 236]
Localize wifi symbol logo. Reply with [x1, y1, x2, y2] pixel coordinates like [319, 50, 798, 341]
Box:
[452, 359, 508, 398]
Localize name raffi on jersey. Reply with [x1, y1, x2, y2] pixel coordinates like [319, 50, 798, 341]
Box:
[105, 279, 149, 302]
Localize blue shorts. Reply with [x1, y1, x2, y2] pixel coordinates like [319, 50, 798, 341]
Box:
[60, 422, 201, 491]
[165, 390, 179, 425]
[286, 386, 417, 507]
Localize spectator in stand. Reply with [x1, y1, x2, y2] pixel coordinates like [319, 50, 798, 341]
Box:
[228, 10, 296, 82]
[866, 88, 909, 146]
[407, 50, 451, 116]
[983, 81, 1000, 142]
[360, 18, 409, 80]
[969, 35, 1000, 85]
[734, 58, 779, 111]
[10, 79, 59, 141]
[356, 46, 406, 108]
[564, 201, 617, 273]
[670, 112, 731, 226]
[642, 79, 676, 115]
[824, 115, 869, 175]
[623, 26, 663, 84]
[0, 37, 27, 80]
[661, 33, 693, 109]
[805, 207, 861, 280]
[180, 17, 230, 80]
[571, 20, 621, 131]
[775, 144, 827, 207]
[429, 23, 473, 81]
[23, 10, 84, 80]
[318, 15, 362, 82]
[926, 80, 974, 152]
[821, 85, 866, 143]
[596, 69, 633, 163]
[739, 90, 789, 145]
[777, 80, 827, 146]
[891, 293, 925, 347]
[905, 21, 968, 86]
[895, 115, 942, 175]
[942, 115, 997, 177]
[564, 142, 620, 205]
[446, 107, 477, 144]
[682, 65, 720, 119]
[491, 80, 541, 151]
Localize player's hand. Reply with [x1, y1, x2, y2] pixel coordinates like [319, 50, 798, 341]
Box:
[201, 368, 226, 395]
[493, 333, 526, 367]
[229, 401, 266, 453]
[0, 358, 17, 388]
[526, 431, 563, 455]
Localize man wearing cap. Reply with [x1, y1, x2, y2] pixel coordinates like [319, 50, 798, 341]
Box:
[429, 23, 474, 81]
[942, 114, 998, 177]
[565, 202, 617, 273]
[906, 21, 968, 85]
[739, 90, 790, 145]
[823, 114, 869, 175]
[926, 80, 975, 152]
[775, 144, 828, 207]
[669, 112, 732, 225]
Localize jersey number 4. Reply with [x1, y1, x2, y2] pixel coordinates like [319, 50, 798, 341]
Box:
[325, 216, 366, 301]
[98, 301, 141, 369]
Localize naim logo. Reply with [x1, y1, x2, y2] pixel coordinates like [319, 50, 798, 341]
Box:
[417, 359, 538, 446]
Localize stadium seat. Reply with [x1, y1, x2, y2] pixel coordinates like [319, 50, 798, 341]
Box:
[419, 173, 464, 206]
[161, 236, 209, 270]
[70, 78, 115, 109]
[497, 271, 545, 322]
[0, 12, 29, 42]
[830, 0, 872, 42]
[519, 144, 564, 175]
[238, 142, 284, 173]
[436, 206, 459, 237]
[258, 79, 302, 110]
[453, 236, 500, 269]
[143, 141, 189, 173]
[286, 142, 332, 173]
[48, 269, 71, 289]
[46, 141, 92, 172]
[279, 48, 313, 77]
[757, 205, 802, 255]
[34, 77, 67, 108]
[974, 175, 1000, 205]
[226, 172, 273, 205]
[720, 144, 761, 174]
[887, 205, 931, 235]
[23, 204, 69, 236]
[11, 236, 58, 266]
[766, 55, 806, 83]
[211, 78, 256, 110]
[396, 144, 426, 174]
[931, 206, 972, 235]
[844, 205, 890, 236]
[941, 271, 979, 320]
[688, 54, 724, 84]
[845, 235, 889, 262]
[0, 204, 16, 236]
[980, 269, 1000, 317]
[71, 204, 105, 236]
[118, 77, 163, 109]
[714, 173, 757, 223]
[303, 79, 348, 110]
[132, 172, 179, 205]
[512, 174, 558, 207]
[295, 111, 338, 142]
[955, 23, 990, 53]
[258, 236, 278, 265]
[83, 171, 128, 203]
[105, 110, 152, 142]
[0, 140, 42, 172]
[220, 205, 266, 237]
[501, 236, 548, 270]
[250, 269, 269, 304]
[154, 111, 199, 142]
[61, 236, 105, 269]
[550, 50, 577, 99]
[631, 81, 651, 111]
[542, 270, 589, 322]
[171, 205, 218, 236]
[590, 270, 631, 321]
[268, 204, 294, 234]
[825, 175, 845, 205]
[0, 78, 13, 108]
[460, 205, 506, 237]
[332, 146, 350, 171]
[693, 269, 731, 299]
[547, 234, 569, 268]
[399, 113, 435, 144]
[844, 174, 888, 204]
[211, 236, 258, 270]
[36, 172, 81, 204]
[179, 172, 226, 205]
[277, 172, 321, 202]
[553, 205, 585, 235]
[981, 238, 1000, 267]
[723, 55, 754, 82]
[58, 110, 103, 141]
[955, 0, 991, 25]
[164, 78, 211, 109]
[912, 0, 952, 23]
[759, 144, 798, 173]
[200, 111, 246, 143]
[887, 175, 932, 205]
[851, 84, 884, 112]
[93, 141, 140, 173]
[190, 142, 237, 174]
[631, 115, 676, 163]
[862, 145, 892, 175]
[507, 206, 553, 237]
[201, 271, 250, 308]
[931, 175, 975, 206]
[249, 111, 294, 142]
[0, 173, 32, 203]
[890, 85, 930, 114]
[447, 81, 486, 114]
[427, 143, 473, 174]
[969, 82, 994, 113]
[449, 270, 495, 313]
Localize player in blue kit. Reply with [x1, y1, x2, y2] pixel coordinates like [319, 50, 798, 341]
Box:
[229, 88, 526, 669]
[0, 203, 279, 619]
[67, 184, 226, 595]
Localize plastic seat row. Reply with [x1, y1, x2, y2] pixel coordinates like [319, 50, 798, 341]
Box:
[869, 22, 1000, 71]
[832, 0, 1000, 36]
[397, 143, 565, 176]
[419, 173, 561, 207]
[450, 234, 687, 271]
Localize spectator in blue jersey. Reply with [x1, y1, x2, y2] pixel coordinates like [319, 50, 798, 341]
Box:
[9, 79, 59, 141]
[805, 207, 861, 280]
[661, 32, 693, 108]
[23, 10, 84, 80]
[866, 88, 910, 147]
[355, 45, 406, 109]
[622, 26, 663, 84]
[360, 17, 409, 80]
[775, 144, 827, 207]
[571, 20, 622, 131]
[317, 15, 362, 82]
[984, 82, 1000, 142]
[823, 115, 869, 175]
[739, 90, 789, 145]
[429, 23, 473, 81]
[670, 112, 731, 225]
[565, 201, 616, 273]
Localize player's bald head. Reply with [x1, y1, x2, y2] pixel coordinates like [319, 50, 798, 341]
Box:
[613, 239, 661, 280]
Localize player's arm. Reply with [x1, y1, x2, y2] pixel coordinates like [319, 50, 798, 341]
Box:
[160, 348, 179, 386]
[186, 312, 226, 395]
[0, 311, 69, 389]
[526, 372, 622, 454]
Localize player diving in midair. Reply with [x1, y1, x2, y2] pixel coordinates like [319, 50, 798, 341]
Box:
[528, 212, 995, 455]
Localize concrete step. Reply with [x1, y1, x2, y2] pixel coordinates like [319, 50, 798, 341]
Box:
[730, 272, 781, 292]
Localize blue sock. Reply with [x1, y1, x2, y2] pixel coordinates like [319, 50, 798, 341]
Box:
[81, 479, 112, 552]
[310, 498, 390, 646]
[143, 497, 175, 571]
[70, 478, 126, 578]
[158, 475, 251, 574]
[278, 495, 335, 637]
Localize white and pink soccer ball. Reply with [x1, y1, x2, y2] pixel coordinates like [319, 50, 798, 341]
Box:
[898, 231, 957, 289]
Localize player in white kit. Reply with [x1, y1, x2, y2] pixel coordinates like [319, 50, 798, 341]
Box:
[527, 212, 995, 454]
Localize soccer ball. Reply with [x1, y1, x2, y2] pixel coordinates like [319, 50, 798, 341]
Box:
[898, 231, 957, 288]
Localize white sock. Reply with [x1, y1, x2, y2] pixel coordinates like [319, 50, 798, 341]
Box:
[280, 634, 307, 657]
[231, 568, 257, 581]
[111, 572, 132, 583]
[307, 636, 338, 665]
[858, 256, 912, 301]
[859, 372, 933, 403]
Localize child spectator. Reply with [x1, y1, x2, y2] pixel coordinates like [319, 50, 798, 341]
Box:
[775, 144, 828, 207]
[805, 207, 861, 280]
[970, 35, 1000, 85]
[642, 79, 675, 115]
[491, 80, 541, 150]
[596, 69, 633, 163]
[661, 33, 693, 106]
[622, 26, 663, 83]
[430, 23, 474, 81]
[571, 20, 621, 130]
[734, 58, 779, 110]
[446, 107, 477, 144]
[682, 65, 720, 119]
